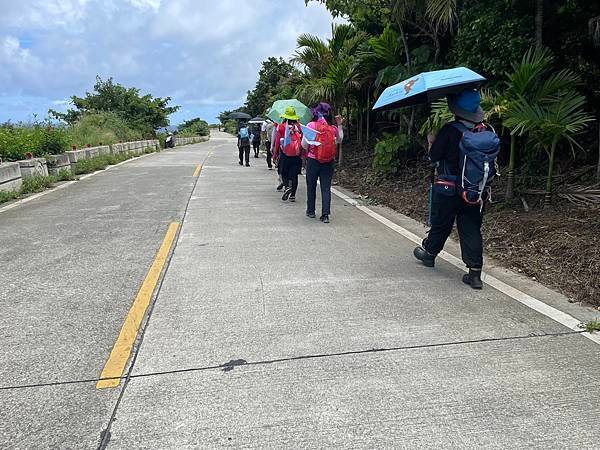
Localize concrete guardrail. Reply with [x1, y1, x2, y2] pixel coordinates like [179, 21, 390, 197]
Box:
[17, 158, 49, 178]
[0, 162, 23, 192]
[0, 136, 205, 198]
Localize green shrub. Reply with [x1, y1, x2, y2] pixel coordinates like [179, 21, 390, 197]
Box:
[178, 118, 210, 137]
[373, 133, 410, 175]
[55, 169, 75, 182]
[0, 123, 69, 161]
[0, 190, 19, 204]
[68, 112, 142, 148]
[72, 152, 135, 175]
[20, 174, 56, 195]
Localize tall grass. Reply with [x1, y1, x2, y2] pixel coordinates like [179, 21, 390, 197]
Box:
[67, 112, 142, 148]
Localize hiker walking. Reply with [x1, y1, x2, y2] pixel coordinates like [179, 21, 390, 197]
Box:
[273, 107, 303, 202]
[262, 120, 275, 170]
[252, 126, 261, 158]
[237, 123, 251, 167]
[302, 102, 344, 224]
[413, 90, 500, 289]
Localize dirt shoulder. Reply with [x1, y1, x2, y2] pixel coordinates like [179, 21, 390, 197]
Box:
[335, 149, 600, 308]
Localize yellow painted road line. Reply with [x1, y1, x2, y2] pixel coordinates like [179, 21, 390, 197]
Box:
[96, 222, 180, 389]
[193, 164, 202, 177]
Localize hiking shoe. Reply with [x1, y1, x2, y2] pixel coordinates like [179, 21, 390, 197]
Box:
[462, 269, 483, 290]
[276, 183, 284, 191]
[413, 246, 435, 267]
[245, 163, 250, 167]
[306, 212, 316, 218]
[320, 215, 330, 223]
[282, 188, 292, 201]
[290, 196, 296, 202]
[239, 161, 243, 166]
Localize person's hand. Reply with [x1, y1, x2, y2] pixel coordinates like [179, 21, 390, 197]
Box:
[334, 115, 344, 126]
[427, 132, 436, 150]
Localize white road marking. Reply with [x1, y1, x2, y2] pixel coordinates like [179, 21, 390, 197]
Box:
[331, 187, 600, 346]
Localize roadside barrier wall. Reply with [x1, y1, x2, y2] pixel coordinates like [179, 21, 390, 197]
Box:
[0, 136, 206, 198]
[0, 162, 23, 192]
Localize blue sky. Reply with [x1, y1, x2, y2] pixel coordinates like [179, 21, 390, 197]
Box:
[0, 0, 340, 125]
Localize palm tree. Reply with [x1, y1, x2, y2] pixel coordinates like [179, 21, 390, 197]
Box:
[505, 93, 593, 208]
[294, 24, 366, 165]
[501, 47, 580, 200]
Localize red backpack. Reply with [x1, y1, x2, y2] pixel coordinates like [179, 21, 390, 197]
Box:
[313, 121, 337, 163]
[279, 123, 302, 157]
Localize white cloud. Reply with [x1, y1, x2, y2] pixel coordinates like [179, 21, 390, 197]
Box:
[0, 0, 340, 123]
[127, 0, 161, 11]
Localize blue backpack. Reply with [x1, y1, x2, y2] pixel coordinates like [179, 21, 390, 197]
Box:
[239, 127, 250, 139]
[452, 122, 500, 207]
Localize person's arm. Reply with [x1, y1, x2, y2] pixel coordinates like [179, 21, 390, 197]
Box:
[429, 124, 451, 164]
[334, 116, 344, 144]
[272, 126, 281, 159]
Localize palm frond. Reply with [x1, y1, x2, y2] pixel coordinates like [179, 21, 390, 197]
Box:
[426, 0, 458, 33]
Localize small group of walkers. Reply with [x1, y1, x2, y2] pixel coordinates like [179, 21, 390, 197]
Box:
[236, 90, 493, 289]
[237, 102, 343, 224]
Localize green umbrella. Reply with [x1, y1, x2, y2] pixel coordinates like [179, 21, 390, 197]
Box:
[267, 99, 312, 125]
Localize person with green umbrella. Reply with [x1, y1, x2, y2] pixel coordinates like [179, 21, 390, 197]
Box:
[272, 106, 303, 202]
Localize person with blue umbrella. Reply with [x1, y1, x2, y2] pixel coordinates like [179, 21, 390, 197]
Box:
[412, 89, 500, 290]
[373, 67, 499, 290]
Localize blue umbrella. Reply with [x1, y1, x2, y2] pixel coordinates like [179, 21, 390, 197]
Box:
[372, 67, 486, 111]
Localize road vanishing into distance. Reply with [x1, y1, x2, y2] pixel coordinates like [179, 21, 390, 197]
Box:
[1, 132, 599, 449]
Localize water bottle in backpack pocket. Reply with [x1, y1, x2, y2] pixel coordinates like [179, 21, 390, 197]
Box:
[452, 122, 500, 207]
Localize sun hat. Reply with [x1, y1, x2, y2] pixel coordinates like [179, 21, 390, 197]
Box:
[280, 106, 300, 121]
[311, 102, 332, 120]
[447, 89, 484, 124]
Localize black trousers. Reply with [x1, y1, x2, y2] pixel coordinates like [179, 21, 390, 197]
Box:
[265, 141, 272, 168]
[424, 192, 484, 268]
[239, 146, 250, 164]
[306, 158, 334, 216]
[252, 141, 260, 156]
[281, 155, 302, 196]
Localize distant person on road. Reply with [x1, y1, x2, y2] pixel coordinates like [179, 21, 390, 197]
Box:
[237, 124, 251, 167]
[302, 102, 344, 224]
[252, 126, 261, 158]
[413, 90, 499, 290]
[273, 107, 303, 202]
[262, 120, 275, 170]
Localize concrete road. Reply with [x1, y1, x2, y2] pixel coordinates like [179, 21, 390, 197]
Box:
[1, 131, 599, 449]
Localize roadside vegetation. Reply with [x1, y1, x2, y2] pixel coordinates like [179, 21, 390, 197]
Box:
[221, 0, 600, 306]
[0, 170, 75, 204]
[1, 77, 179, 162]
[0, 77, 186, 206]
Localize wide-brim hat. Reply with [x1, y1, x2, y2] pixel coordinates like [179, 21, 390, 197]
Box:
[280, 106, 300, 121]
[448, 89, 484, 124]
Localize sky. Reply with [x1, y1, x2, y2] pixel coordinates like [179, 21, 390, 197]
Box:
[0, 0, 341, 125]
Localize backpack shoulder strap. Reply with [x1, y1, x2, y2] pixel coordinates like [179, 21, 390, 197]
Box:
[451, 121, 469, 134]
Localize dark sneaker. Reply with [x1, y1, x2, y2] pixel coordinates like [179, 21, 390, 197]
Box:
[282, 188, 292, 201]
[276, 183, 284, 191]
[239, 161, 243, 166]
[413, 246, 435, 267]
[320, 215, 330, 223]
[290, 196, 296, 202]
[462, 269, 483, 290]
[245, 163, 250, 167]
[306, 212, 316, 218]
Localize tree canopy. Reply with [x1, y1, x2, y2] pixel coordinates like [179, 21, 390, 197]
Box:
[50, 77, 179, 137]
